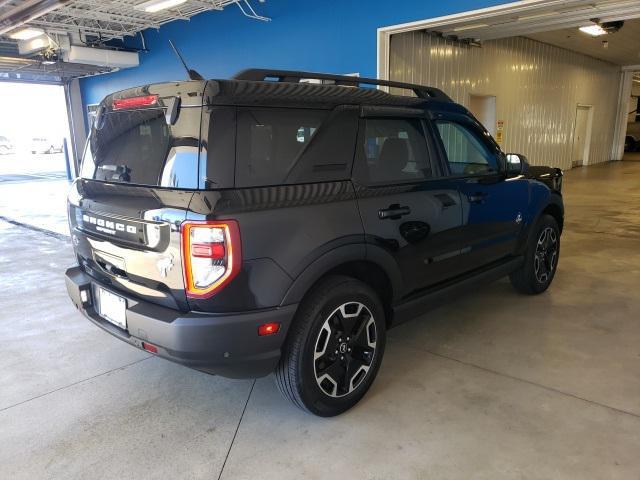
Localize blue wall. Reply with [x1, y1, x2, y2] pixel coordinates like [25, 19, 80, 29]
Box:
[80, 0, 507, 108]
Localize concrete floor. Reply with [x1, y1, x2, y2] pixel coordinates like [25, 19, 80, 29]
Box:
[1, 161, 639, 479]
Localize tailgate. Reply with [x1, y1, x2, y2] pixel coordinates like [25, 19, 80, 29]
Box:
[68, 181, 194, 310]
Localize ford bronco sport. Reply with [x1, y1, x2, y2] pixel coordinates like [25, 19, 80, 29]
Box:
[65, 69, 564, 416]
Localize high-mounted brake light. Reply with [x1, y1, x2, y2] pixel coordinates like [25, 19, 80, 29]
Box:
[181, 220, 241, 299]
[112, 94, 159, 110]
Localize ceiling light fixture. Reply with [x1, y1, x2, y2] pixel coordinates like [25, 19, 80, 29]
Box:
[134, 0, 187, 13]
[9, 27, 45, 40]
[579, 19, 624, 37]
[579, 24, 607, 36]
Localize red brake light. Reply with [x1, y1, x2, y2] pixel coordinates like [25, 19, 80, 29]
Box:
[191, 242, 225, 259]
[258, 323, 280, 336]
[181, 220, 241, 299]
[112, 94, 159, 110]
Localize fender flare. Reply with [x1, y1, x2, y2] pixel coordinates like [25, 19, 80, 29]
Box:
[280, 243, 404, 306]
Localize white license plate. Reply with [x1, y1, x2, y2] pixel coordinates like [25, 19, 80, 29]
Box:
[98, 287, 127, 330]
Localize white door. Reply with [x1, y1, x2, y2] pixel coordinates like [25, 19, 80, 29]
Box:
[573, 105, 593, 167]
[468, 94, 497, 136]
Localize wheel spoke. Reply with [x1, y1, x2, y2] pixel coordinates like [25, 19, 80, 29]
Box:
[336, 302, 364, 336]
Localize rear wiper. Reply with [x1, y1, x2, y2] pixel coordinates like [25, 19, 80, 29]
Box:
[98, 164, 131, 183]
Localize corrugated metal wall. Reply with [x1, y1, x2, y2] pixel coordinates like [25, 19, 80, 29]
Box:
[389, 32, 621, 169]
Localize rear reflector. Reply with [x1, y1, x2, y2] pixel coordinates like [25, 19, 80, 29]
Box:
[258, 322, 280, 336]
[142, 342, 158, 354]
[113, 94, 158, 110]
[181, 220, 241, 299]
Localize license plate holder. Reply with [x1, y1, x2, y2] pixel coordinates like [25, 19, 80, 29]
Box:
[97, 287, 127, 330]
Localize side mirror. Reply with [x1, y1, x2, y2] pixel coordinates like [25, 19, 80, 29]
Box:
[505, 153, 529, 176]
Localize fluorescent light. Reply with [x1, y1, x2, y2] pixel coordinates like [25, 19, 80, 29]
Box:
[579, 24, 607, 36]
[9, 28, 44, 40]
[134, 0, 187, 13]
[453, 23, 489, 32]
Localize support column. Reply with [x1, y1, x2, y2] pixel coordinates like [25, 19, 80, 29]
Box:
[64, 78, 88, 176]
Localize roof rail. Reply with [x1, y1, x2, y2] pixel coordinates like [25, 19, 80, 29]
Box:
[232, 69, 452, 102]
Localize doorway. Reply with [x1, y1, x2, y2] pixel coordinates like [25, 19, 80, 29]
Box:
[572, 105, 594, 167]
[468, 94, 497, 136]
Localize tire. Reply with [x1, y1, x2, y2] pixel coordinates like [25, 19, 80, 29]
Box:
[275, 275, 386, 416]
[509, 214, 560, 295]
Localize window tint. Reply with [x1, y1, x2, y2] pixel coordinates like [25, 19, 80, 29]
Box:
[235, 108, 327, 187]
[434, 120, 498, 176]
[360, 118, 432, 184]
[80, 109, 199, 188]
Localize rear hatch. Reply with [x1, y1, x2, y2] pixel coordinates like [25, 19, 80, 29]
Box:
[68, 81, 210, 311]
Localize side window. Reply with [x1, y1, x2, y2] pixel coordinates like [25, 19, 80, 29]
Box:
[235, 108, 327, 187]
[359, 118, 432, 184]
[434, 120, 498, 176]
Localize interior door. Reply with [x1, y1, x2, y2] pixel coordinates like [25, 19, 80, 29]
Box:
[353, 114, 465, 297]
[430, 114, 529, 272]
[573, 106, 591, 166]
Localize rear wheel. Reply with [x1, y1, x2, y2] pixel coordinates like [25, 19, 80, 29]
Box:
[510, 214, 560, 294]
[275, 275, 386, 416]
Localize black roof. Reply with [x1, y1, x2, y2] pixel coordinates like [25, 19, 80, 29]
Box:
[106, 69, 466, 113]
[204, 69, 460, 111]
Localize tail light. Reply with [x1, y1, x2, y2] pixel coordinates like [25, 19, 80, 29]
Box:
[181, 220, 241, 299]
[112, 94, 158, 110]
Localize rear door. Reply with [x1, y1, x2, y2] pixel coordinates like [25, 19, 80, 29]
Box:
[353, 110, 465, 298]
[430, 113, 529, 271]
[68, 82, 217, 311]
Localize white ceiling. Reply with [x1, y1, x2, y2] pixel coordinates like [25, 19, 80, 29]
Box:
[417, 0, 640, 41]
[0, 0, 267, 41]
[527, 18, 640, 66]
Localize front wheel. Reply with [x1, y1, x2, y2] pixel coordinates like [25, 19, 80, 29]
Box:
[275, 275, 386, 416]
[510, 214, 560, 294]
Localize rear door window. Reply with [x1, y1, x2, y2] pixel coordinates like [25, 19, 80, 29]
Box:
[355, 118, 433, 185]
[80, 108, 201, 188]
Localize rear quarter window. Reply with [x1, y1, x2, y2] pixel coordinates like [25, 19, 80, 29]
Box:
[235, 106, 358, 187]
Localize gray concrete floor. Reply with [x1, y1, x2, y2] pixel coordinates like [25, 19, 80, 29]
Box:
[1, 160, 639, 480]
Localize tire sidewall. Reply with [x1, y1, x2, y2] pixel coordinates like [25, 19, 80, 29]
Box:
[296, 281, 386, 416]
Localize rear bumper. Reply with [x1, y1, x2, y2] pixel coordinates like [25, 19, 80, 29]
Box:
[65, 266, 297, 379]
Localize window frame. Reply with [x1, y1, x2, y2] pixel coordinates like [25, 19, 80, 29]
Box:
[427, 112, 505, 180]
[352, 114, 442, 187]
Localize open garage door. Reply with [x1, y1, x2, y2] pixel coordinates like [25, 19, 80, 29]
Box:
[0, 81, 73, 235]
[378, 0, 640, 169]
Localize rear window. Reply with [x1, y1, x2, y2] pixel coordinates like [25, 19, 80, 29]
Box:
[234, 107, 358, 187]
[80, 108, 200, 188]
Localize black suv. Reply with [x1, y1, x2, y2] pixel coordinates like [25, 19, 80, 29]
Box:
[65, 70, 563, 416]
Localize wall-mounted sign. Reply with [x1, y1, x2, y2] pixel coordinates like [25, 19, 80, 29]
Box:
[496, 120, 505, 144]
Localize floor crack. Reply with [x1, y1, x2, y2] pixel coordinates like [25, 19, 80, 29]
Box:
[217, 379, 256, 480]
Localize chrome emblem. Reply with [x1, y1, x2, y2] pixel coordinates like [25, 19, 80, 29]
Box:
[515, 213, 523, 224]
[157, 254, 174, 278]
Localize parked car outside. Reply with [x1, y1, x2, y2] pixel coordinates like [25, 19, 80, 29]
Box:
[30, 137, 63, 154]
[0, 135, 13, 155]
[65, 70, 564, 416]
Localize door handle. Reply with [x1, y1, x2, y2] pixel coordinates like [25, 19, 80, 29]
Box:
[378, 204, 411, 220]
[468, 192, 488, 204]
